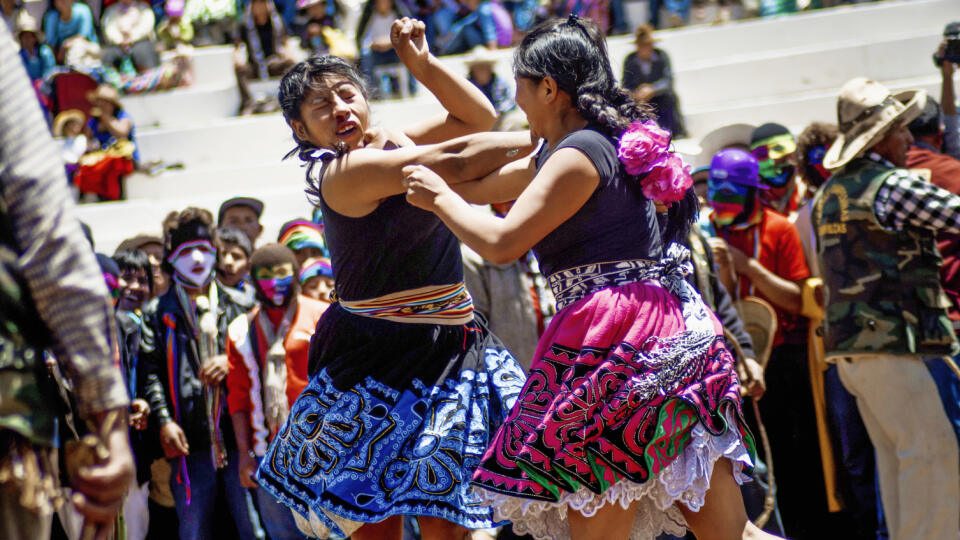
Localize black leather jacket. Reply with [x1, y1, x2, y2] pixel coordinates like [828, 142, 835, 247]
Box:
[140, 282, 255, 449]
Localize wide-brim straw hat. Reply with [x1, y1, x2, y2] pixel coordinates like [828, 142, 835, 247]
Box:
[86, 84, 123, 109]
[464, 46, 498, 68]
[689, 123, 756, 170]
[823, 77, 926, 170]
[52, 109, 85, 137]
[14, 10, 44, 42]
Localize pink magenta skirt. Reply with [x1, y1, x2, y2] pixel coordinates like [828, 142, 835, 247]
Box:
[471, 256, 756, 539]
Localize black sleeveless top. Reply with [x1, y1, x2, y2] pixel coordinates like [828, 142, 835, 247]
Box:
[307, 150, 463, 302]
[532, 127, 663, 277]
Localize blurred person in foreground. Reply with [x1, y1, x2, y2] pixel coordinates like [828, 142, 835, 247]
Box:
[0, 20, 133, 540]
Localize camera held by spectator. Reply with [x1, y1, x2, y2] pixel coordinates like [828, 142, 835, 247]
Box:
[934, 22, 960, 67]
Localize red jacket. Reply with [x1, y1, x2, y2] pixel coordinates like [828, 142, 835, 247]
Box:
[226, 296, 328, 455]
[907, 145, 960, 320]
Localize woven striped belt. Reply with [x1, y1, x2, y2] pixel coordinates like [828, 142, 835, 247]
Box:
[547, 247, 694, 310]
[337, 282, 475, 325]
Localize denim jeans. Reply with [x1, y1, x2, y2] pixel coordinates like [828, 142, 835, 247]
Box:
[925, 356, 960, 448]
[824, 364, 882, 539]
[256, 484, 307, 539]
[169, 447, 264, 540]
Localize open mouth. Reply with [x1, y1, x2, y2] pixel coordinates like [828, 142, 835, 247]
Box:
[336, 121, 358, 138]
[191, 265, 206, 273]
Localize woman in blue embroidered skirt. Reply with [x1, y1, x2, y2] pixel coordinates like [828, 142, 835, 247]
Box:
[254, 17, 532, 540]
[403, 16, 781, 540]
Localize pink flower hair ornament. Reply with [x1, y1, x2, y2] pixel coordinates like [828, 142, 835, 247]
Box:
[617, 121, 692, 205]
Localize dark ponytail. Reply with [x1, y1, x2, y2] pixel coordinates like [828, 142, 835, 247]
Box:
[515, 17, 696, 244]
[513, 16, 652, 140]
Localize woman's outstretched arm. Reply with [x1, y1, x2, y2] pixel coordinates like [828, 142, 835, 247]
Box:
[322, 130, 537, 217]
[391, 18, 498, 144]
[403, 148, 600, 264]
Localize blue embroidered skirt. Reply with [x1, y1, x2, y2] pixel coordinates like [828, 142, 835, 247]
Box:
[255, 303, 526, 538]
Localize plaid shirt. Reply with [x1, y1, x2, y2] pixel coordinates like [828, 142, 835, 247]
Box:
[0, 25, 128, 417]
[871, 152, 960, 234]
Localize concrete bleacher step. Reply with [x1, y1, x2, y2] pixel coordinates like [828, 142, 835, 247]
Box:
[675, 30, 943, 108]
[133, 94, 449, 166]
[125, 159, 305, 200]
[77, 185, 315, 254]
[120, 82, 240, 128]
[607, 0, 959, 66]
[135, 113, 293, 167]
[683, 73, 943, 137]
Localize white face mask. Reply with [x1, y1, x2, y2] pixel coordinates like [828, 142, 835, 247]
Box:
[168, 240, 216, 288]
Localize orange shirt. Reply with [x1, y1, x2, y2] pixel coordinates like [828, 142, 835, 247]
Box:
[226, 296, 328, 453]
[721, 207, 810, 345]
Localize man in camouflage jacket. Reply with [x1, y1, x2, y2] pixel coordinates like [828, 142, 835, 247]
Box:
[814, 78, 960, 540]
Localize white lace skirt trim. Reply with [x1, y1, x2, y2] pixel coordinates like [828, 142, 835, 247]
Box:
[474, 412, 753, 540]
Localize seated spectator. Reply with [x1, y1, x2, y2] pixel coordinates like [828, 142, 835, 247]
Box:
[15, 11, 54, 82]
[52, 109, 88, 182]
[43, 0, 98, 63]
[157, 0, 195, 49]
[184, 0, 237, 45]
[298, 256, 333, 301]
[216, 226, 255, 298]
[357, 0, 412, 97]
[296, 0, 356, 59]
[73, 84, 139, 201]
[234, 0, 297, 114]
[434, 0, 497, 56]
[101, 0, 161, 74]
[218, 196, 264, 247]
[621, 24, 685, 136]
[1, 0, 17, 30]
[463, 45, 516, 127]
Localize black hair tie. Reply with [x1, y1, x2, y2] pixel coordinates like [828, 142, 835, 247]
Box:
[567, 13, 582, 28]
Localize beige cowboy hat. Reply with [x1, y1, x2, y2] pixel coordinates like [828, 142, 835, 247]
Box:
[823, 77, 926, 170]
[52, 109, 85, 138]
[86, 84, 123, 110]
[464, 46, 498, 68]
[14, 10, 44, 42]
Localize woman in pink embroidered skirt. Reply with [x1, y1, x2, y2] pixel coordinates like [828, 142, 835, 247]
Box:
[402, 15, 780, 540]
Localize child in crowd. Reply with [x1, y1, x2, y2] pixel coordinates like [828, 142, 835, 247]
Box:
[111, 249, 155, 540]
[298, 256, 334, 301]
[52, 109, 88, 183]
[216, 226, 255, 299]
[218, 196, 264, 247]
[277, 218, 326, 266]
[117, 233, 169, 298]
[140, 207, 262, 540]
[225, 244, 328, 540]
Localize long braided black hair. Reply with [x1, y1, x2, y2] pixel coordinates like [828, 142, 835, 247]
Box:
[514, 15, 697, 245]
